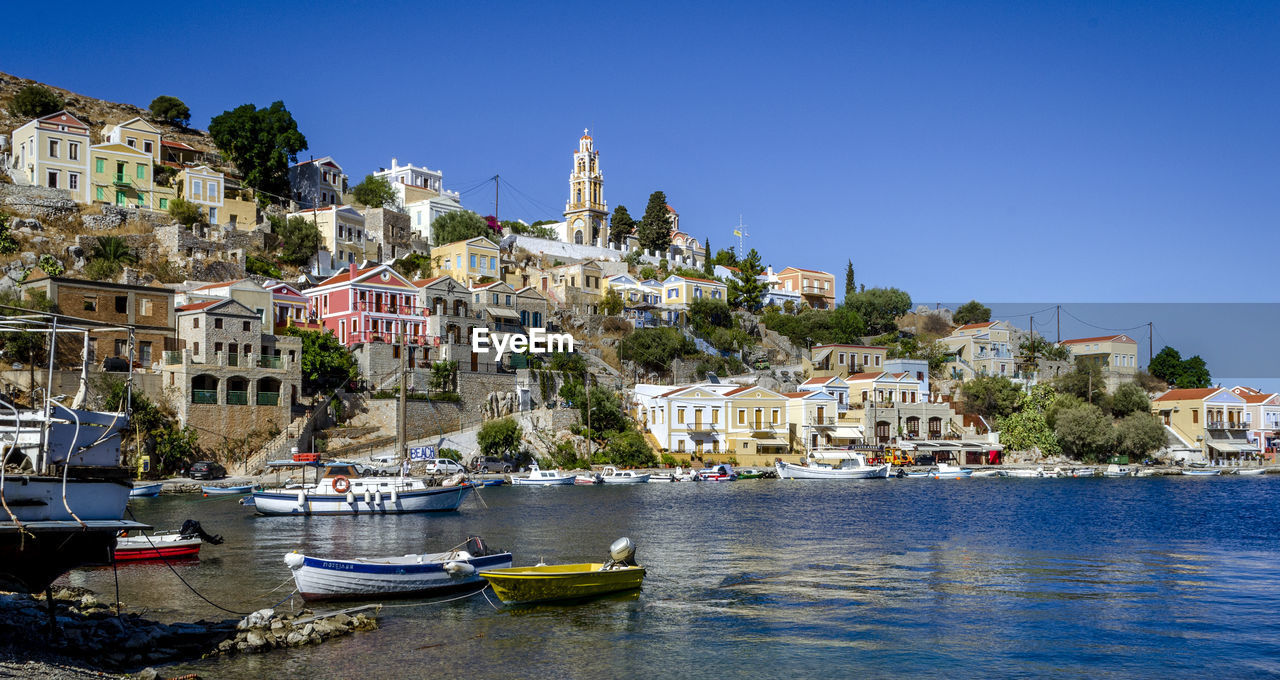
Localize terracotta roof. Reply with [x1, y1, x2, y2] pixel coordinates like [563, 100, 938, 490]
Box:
[845, 372, 888, 381]
[161, 140, 195, 150]
[890, 372, 908, 379]
[721, 265, 740, 272]
[1060, 334, 1135, 345]
[1238, 392, 1276, 404]
[955, 322, 997, 331]
[802, 377, 831, 385]
[1153, 388, 1220, 402]
[176, 300, 220, 312]
[660, 386, 690, 398]
[316, 266, 380, 287]
[781, 266, 832, 276]
[781, 392, 810, 398]
[191, 279, 245, 292]
[724, 385, 753, 396]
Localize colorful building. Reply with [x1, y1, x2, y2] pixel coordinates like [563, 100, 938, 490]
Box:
[724, 384, 791, 459]
[7, 111, 91, 203]
[288, 205, 370, 275]
[660, 274, 727, 324]
[1152, 387, 1257, 461]
[102, 117, 162, 162]
[289, 156, 348, 208]
[776, 267, 836, 310]
[783, 390, 844, 452]
[1060, 334, 1139, 390]
[435, 237, 502, 286]
[88, 142, 154, 209]
[804, 344, 889, 380]
[303, 264, 430, 348]
[941, 321, 1017, 380]
[1231, 386, 1280, 455]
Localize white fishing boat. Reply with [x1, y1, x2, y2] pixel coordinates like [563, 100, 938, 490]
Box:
[696, 464, 736, 481]
[511, 463, 576, 486]
[1103, 464, 1133, 477]
[648, 467, 694, 482]
[1181, 468, 1222, 476]
[1235, 467, 1268, 476]
[1002, 466, 1045, 478]
[600, 467, 650, 484]
[1136, 468, 1158, 477]
[970, 469, 1002, 478]
[251, 463, 473, 515]
[285, 537, 512, 601]
[129, 482, 163, 497]
[929, 463, 973, 479]
[1071, 467, 1098, 477]
[775, 450, 891, 480]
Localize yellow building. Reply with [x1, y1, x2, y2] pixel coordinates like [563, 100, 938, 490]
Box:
[544, 260, 604, 312]
[725, 384, 790, 460]
[1152, 387, 1256, 461]
[89, 143, 155, 209]
[176, 166, 257, 228]
[8, 111, 91, 203]
[941, 321, 1017, 380]
[102, 117, 162, 162]
[804, 344, 889, 379]
[1060, 334, 1139, 390]
[659, 274, 728, 325]
[784, 390, 841, 452]
[434, 237, 502, 285]
[287, 206, 370, 271]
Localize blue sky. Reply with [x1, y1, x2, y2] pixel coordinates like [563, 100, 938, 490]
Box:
[5, 1, 1277, 378]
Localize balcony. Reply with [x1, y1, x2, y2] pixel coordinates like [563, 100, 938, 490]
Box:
[683, 422, 718, 433]
[112, 173, 132, 187]
[1208, 421, 1245, 430]
[163, 351, 182, 365]
[257, 355, 282, 369]
[226, 390, 249, 405]
[801, 285, 828, 295]
[256, 391, 280, 406]
[812, 416, 837, 427]
[192, 390, 217, 404]
[227, 353, 240, 367]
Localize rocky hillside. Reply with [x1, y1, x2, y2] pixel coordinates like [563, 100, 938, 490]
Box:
[0, 71, 217, 154]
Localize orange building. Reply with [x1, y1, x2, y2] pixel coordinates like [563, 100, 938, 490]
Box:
[776, 267, 836, 309]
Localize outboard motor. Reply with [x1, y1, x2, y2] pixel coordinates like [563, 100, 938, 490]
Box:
[602, 537, 637, 570]
[179, 519, 224, 545]
[465, 536, 494, 557]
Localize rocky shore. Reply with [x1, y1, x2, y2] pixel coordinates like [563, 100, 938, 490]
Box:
[0, 586, 378, 676]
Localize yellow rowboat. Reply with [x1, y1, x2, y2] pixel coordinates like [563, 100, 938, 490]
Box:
[478, 563, 646, 605]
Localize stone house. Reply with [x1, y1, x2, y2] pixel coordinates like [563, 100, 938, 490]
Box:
[289, 156, 347, 209]
[19, 272, 176, 368]
[160, 298, 302, 449]
[362, 207, 412, 261]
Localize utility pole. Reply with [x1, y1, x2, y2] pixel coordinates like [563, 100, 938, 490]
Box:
[397, 330, 408, 463]
[1056, 305, 1061, 344]
[492, 174, 500, 221]
[1148, 321, 1153, 365]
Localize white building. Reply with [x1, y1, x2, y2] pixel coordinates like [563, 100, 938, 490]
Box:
[371, 157, 460, 210]
[407, 194, 465, 244]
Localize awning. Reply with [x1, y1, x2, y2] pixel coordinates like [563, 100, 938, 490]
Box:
[1208, 440, 1259, 453]
[752, 437, 788, 448]
[812, 347, 833, 364]
[487, 307, 521, 320]
[830, 426, 863, 439]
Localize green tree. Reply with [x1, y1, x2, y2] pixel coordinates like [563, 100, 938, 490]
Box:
[1176, 355, 1211, 388]
[282, 327, 357, 392]
[845, 259, 855, 295]
[996, 383, 1062, 456]
[844, 287, 911, 335]
[1110, 382, 1150, 417]
[1055, 358, 1108, 405]
[636, 191, 672, 253]
[431, 210, 494, 245]
[7, 84, 63, 119]
[84, 236, 139, 281]
[703, 238, 714, 277]
[610, 205, 635, 247]
[477, 417, 523, 457]
[618, 327, 698, 372]
[503, 220, 558, 240]
[392, 252, 432, 280]
[601, 287, 623, 316]
[208, 101, 308, 198]
[961, 375, 1023, 420]
[148, 95, 191, 127]
[602, 429, 658, 467]
[727, 248, 767, 311]
[352, 174, 397, 208]
[1148, 346, 1183, 385]
[952, 300, 991, 325]
[1054, 403, 1117, 462]
[429, 360, 458, 393]
[168, 197, 202, 226]
[713, 247, 737, 267]
[1115, 412, 1166, 458]
[580, 386, 629, 435]
[271, 214, 322, 266]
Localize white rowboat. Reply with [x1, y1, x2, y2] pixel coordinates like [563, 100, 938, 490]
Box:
[285, 537, 511, 601]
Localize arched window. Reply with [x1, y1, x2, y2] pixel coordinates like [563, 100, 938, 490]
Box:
[191, 375, 218, 404]
[574, 231, 583, 244]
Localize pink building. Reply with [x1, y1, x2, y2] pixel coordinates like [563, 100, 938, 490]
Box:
[303, 263, 432, 347]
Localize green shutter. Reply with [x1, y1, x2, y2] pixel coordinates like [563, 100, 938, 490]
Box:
[159, 198, 168, 209]
[95, 159, 104, 173]
[116, 191, 125, 206]
[137, 192, 145, 207]
[136, 164, 145, 180]
[96, 187, 104, 201]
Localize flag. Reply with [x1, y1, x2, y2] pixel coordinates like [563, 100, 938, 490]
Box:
[733, 229, 742, 237]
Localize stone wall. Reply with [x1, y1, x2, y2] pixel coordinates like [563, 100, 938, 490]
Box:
[0, 183, 78, 219]
[457, 372, 519, 418]
[341, 394, 467, 441]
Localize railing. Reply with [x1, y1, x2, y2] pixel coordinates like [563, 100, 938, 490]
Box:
[1208, 421, 1245, 430]
[112, 173, 132, 186]
[813, 416, 837, 426]
[193, 390, 217, 404]
[227, 353, 239, 367]
[257, 355, 282, 369]
[226, 390, 249, 405]
[682, 422, 718, 432]
[257, 391, 280, 406]
[801, 285, 827, 294]
[163, 351, 182, 365]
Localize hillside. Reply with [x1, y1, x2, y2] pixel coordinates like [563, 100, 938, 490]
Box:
[0, 71, 217, 154]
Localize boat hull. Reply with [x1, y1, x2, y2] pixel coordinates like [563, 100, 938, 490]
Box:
[3, 477, 131, 522]
[129, 483, 163, 497]
[290, 552, 512, 601]
[1182, 469, 1222, 476]
[601, 475, 649, 484]
[1235, 468, 1268, 476]
[202, 485, 253, 494]
[251, 484, 473, 515]
[114, 534, 202, 561]
[511, 477, 575, 486]
[775, 461, 891, 480]
[480, 563, 645, 605]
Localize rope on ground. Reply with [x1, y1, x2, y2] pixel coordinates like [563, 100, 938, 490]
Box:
[125, 507, 252, 616]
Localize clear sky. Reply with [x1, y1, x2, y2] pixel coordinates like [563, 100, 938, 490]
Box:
[5, 1, 1277, 369]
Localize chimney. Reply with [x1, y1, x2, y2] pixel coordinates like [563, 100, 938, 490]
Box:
[391, 157, 398, 169]
[349, 262, 357, 279]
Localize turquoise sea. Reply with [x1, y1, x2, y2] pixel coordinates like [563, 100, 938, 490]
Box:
[68, 476, 1280, 678]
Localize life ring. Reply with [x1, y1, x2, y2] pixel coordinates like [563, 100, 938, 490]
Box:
[332, 476, 351, 493]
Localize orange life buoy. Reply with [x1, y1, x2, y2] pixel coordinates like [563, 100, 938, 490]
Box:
[332, 476, 351, 493]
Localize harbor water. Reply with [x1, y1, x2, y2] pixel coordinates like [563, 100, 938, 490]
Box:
[67, 476, 1280, 678]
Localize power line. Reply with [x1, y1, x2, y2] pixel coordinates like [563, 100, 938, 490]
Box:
[1057, 307, 1149, 333]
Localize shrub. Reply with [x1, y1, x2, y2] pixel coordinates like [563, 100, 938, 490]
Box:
[36, 254, 63, 277]
[8, 85, 63, 119]
[271, 215, 322, 266]
[438, 448, 462, 462]
[477, 418, 522, 458]
[148, 95, 191, 127]
[660, 453, 677, 467]
[602, 429, 657, 468]
[84, 258, 123, 281]
[246, 254, 283, 278]
[352, 175, 397, 208]
[168, 197, 202, 226]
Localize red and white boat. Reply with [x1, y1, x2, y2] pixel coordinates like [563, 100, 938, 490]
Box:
[114, 532, 203, 561]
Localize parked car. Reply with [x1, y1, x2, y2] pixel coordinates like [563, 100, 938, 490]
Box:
[371, 452, 399, 465]
[469, 456, 513, 474]
[188, 461, 226, 480]
[331, 460, 380, 477]
[423, 459, 465, 475]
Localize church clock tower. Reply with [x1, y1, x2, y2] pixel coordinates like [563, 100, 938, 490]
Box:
[564, 129, 608, 246]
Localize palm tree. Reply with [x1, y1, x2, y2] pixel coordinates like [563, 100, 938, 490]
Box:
[91, 236, 140, 267]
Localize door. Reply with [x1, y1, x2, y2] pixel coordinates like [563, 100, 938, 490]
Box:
[470, 351, 478, 372]
[754, 409, 763, 430]
[694, 410, 703, 430]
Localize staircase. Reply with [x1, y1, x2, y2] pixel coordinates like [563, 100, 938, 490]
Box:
[237, 391, 338, 474]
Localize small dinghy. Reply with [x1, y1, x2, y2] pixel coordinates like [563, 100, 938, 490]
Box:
[1235, 468, 1268, 476]
[1182, 468, 1222, 476]
[930, 463, 973, 479]
[115, 520, 223, 562]
[480, 537, 645, 605]
[202, 484, 254, 495]
[1002, 467, 1045, 478]
[649, 467, 694, 482]
[129, 482, 163, 497]
[1103, 464, 1133, 477]
[285, 537, 511, 601]
[574, 473, 602, 485]
[970, 469, 1001, 478]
